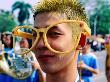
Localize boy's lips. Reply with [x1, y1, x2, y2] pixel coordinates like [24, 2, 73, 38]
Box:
[38, 55, 55, 62]
[35, 50, 56, 62]
[38, 55, 55, 58]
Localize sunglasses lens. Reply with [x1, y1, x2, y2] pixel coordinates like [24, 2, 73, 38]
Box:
[13, 27, 37, 54]
[10, 26, 38, 79]
[46, 22, 80, 53]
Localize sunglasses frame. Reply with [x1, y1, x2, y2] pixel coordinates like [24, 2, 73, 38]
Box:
[12, 20, 91, 55]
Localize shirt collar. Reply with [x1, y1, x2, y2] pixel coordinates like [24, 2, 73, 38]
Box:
[75, 72, 80, 82]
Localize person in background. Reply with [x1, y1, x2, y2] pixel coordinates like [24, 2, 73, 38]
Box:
[78, 39, 99, 82]
[1, 32, 14, 56]
[20, 38, 30, 48]
[0, 32, 43, 82]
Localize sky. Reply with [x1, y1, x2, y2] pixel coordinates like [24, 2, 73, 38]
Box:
[0, 0, 40, 10]
[0, 0, 40, 24]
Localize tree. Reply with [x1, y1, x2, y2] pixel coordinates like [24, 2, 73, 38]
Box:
[80, 0, 110, 35]
[12, 1, 32, 25]
[89, 0, 110, 35]
[0, 10, 17, 32]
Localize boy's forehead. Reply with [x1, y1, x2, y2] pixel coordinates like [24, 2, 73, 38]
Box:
[34, 12, 66, 27]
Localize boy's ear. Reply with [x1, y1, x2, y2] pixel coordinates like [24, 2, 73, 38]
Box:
[78, 33, 86, 47]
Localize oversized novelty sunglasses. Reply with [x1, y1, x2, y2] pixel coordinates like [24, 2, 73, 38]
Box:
[12, 20, 91, 55]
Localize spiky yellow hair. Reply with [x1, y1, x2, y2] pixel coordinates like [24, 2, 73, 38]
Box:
[33, 0, 89, 25]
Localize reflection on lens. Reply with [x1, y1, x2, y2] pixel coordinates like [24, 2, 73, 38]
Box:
[46, 22, 81, 53]
[13, 27, 37, 54]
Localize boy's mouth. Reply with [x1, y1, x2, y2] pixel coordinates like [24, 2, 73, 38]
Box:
[38, 55, 55, 62]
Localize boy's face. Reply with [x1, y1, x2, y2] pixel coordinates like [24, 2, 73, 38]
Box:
[33, 12, 76, 73]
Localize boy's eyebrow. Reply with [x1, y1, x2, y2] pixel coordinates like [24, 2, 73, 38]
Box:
[34, 26, 39, 29]
[34, 25, 50, 29]
[34, 25, 64, 33]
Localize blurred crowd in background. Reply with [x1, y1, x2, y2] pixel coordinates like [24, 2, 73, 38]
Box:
[83, 34, 110, 52]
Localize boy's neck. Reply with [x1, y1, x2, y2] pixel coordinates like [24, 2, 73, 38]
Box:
[46, 58, 78, 82]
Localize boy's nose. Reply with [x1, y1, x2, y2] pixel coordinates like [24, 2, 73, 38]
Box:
[36, 32, 46, 49]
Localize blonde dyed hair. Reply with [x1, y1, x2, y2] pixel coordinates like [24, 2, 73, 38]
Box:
[33, 0, 89, 25]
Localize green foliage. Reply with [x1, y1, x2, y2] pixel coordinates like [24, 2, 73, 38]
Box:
[12, 1, 32, 25]
[80, 0, 110, 35]
[0, 10, 17, 32]
[90, 0, 110, 35]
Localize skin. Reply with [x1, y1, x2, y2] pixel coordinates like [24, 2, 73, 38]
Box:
[33, 12, 80, 82]
[2, 35, 12, 48]
[20, 38, 29, 48]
